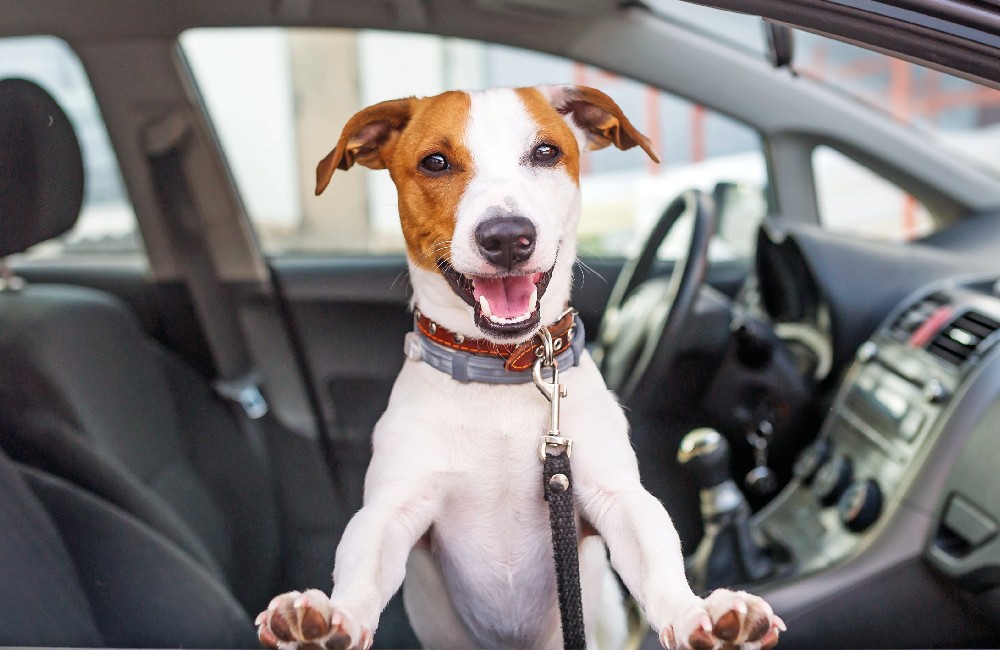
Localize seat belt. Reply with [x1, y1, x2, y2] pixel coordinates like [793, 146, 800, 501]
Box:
[142, 111, 351, 503]
[142, 113, 269, 426]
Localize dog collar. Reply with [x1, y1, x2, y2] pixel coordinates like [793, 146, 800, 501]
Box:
[404, 308, 585, 383]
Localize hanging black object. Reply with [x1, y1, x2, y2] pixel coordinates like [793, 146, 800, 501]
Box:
[544, 451, 586, 650]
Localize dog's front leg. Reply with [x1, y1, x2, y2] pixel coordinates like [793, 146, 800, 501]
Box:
[257, 473, 440, 650]
[575, 447, 784, 650]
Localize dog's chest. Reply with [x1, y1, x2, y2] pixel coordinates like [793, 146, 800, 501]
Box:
[414, 365, 554, 540]
[380, 363, 565, 626]
[428, 407, 562, 645]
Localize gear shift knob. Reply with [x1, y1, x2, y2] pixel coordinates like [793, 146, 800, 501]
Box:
[678, 428, 732, 490]
[678, 428, 746, 521]
[678, 428, 777, 590]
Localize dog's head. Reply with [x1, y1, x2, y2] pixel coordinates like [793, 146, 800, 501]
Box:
[316, 85, 658, 343]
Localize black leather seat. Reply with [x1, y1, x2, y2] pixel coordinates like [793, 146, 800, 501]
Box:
[0, 78, 283, 646]
[0, 283, 283, 607]
[0, 446, 256, 647]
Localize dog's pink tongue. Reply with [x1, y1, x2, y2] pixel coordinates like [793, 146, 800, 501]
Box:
[474, 275, 538, 318]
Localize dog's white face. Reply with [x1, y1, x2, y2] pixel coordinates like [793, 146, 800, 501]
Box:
[316, 85, 658, 343]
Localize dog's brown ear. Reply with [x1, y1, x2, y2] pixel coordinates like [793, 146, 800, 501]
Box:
[540, 85, 660, 163]
[315, 98, 415, 195]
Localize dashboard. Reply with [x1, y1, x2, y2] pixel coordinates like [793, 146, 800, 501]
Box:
[752, 274, 1000, 646]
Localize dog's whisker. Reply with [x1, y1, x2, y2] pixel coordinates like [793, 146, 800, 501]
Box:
[391, 270, 410, 290]
[574, 260, 587, 290]
[576, 250, 608, 289]
[575, 256, 607, 285]
[394, 240, 456, 292]
[410, 241, 453, 269]
[392, 239, 456, 294]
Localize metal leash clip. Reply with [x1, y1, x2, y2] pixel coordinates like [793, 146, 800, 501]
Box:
[533, 325, 572, 462]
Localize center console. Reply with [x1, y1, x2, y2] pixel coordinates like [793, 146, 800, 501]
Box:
[751, 277, 1000, 645]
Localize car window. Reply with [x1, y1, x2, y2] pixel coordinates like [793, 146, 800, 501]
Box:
[813, 145, 935, 241]
[794, 30, 1000, 180]
[0, 36, 141, 261]
[796, 29, 999, 242]
[179, 28, 768, 261]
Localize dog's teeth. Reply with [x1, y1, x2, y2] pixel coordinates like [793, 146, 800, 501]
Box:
[487, 312, 533, 325]
[529, 287, 538, 311]
[479, 295, 492, 318]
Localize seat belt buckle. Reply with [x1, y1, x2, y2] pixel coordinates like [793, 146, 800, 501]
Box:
[214, 373, 269, 420]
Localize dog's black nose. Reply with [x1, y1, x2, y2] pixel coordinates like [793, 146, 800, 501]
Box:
[475, 216, 536, 270]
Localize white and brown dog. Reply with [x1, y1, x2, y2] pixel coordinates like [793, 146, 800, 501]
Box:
[256, 86, 784, 650]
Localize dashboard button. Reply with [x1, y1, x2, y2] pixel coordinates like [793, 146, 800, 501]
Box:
[924, 378, 948, 403]
[793, 440, 831, 484]
[856, 371, 877, 392]
[899, 410, 925, 441]
[813, 455, 854, 507]
[839, 479, 883, 532]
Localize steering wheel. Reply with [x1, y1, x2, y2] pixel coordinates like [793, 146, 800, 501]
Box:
[596, 189, 715, 405]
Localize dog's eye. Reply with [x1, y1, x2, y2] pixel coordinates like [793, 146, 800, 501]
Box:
[420, 153, 449, 173]
[532, 143, 560, 164]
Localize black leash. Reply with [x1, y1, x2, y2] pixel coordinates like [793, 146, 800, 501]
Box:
[533, 320, 587, 650]
[543, 451, 586, 650]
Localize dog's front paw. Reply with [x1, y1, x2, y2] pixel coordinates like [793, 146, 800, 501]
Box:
[658, 589, 785, 650]
[255, 589, 372, 650]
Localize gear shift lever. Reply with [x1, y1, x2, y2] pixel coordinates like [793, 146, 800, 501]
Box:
[678, 428, 776, 591]
[678, 428, 744, 515]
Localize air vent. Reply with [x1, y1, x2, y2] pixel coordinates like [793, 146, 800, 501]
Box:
[928, 310, 1000, 367]
[892, 292, 950, 342]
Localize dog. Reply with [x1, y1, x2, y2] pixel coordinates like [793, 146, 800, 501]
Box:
[255, 85, 784, 650]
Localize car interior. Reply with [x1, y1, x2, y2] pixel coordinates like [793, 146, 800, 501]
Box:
[3, 1, 1000, 649]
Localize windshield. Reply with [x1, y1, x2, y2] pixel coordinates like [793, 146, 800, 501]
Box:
[647, 1, 1000, 177]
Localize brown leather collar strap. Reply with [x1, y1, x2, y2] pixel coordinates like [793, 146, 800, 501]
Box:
[415, 309, 577, 372]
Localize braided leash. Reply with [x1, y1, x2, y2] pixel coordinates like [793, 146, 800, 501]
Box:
[543, 451, 586, 649]
[533, 318, 587, 649]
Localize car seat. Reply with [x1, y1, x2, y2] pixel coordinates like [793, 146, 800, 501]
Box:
[0, 443, 256, 647]
[0, 75, 288, 612]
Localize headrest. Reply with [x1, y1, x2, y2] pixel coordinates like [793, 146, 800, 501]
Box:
[0, 78, 84, 258]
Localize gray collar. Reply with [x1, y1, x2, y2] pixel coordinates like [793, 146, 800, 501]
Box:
[404, 315, 585, 384]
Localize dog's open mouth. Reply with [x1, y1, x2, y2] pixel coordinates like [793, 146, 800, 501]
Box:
[438, 260, 554, 339]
